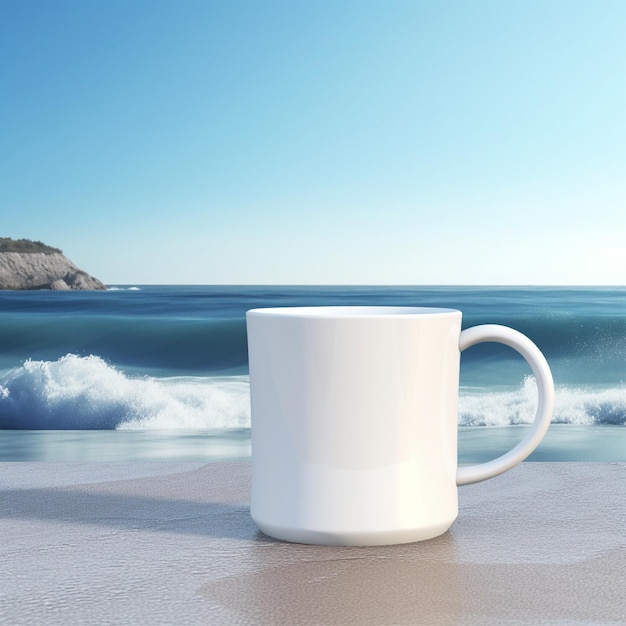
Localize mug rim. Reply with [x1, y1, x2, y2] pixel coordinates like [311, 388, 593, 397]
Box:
[246, 306, 460, 318]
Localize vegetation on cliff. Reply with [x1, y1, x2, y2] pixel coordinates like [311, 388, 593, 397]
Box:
[0, 238, 62, 255]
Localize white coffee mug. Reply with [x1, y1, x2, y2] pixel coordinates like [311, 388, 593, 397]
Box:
[246, 306, 554, 546]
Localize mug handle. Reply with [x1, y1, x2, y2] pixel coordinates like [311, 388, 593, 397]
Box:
[456, 324, 555, 486]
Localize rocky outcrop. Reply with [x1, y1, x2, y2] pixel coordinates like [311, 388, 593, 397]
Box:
[0, 251, 107, 290]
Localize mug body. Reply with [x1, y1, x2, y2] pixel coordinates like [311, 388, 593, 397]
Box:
[246, 306, 463, 546]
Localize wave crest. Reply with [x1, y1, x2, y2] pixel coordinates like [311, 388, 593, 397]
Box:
[459, 377, 626, 426]
[0, 355, 250, 430]
[1, 356, 624, 430]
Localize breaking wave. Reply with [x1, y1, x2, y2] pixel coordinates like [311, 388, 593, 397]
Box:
[458, 376, 626, 426]
[0, 355, 249, 430]
[0, 356, 623, 429]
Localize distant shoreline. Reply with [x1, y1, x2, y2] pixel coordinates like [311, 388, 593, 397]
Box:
[0, 238, 106, 290]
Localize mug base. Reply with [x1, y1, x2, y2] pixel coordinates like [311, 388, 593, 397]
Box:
[254, 519, 455, 546]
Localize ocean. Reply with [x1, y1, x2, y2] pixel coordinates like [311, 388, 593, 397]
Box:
[0, 285, 624, 462]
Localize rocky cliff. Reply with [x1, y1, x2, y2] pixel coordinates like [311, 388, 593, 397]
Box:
[0, 250, 107, 290]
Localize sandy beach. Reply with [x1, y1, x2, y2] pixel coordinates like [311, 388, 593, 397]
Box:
[1, 461, 624, 624]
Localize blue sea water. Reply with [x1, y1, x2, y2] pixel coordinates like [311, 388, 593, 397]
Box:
[0, 285, 624, 461]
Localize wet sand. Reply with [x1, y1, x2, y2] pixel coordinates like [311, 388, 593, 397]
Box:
[1, 424, 624, 462]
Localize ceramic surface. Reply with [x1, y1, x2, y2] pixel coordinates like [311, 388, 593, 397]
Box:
[247, 307, 554, 545]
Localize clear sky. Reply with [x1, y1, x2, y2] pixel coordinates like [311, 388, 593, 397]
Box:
[1, 0, 624, 285]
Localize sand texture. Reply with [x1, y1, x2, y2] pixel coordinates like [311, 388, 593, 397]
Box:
[0, 462, 624, 625]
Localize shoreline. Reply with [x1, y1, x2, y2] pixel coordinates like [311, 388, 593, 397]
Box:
[0, 424, 624, 462]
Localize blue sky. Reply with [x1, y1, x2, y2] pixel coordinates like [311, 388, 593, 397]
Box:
[1, 0, 624, 285]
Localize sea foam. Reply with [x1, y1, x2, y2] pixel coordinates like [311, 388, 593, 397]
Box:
[0, 355, 624, 429]
[0, 355, 249, 430]
[458, 376, 626, 426]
